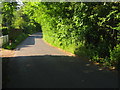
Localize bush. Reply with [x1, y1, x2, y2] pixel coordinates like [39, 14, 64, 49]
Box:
[36, 2, 120, 68]
[110, 44, 120, 68]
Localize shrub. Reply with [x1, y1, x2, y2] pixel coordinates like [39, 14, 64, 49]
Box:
[110, 44, 120, 68]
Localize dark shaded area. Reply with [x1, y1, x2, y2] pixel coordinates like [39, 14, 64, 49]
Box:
[19, 36, 35, 46]
[15, 33, 42, 50]
[29, 35, 42, 39]
[2, 55, 118, 88]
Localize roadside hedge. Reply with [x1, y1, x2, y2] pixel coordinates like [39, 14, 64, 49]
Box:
[24, 2, 120, 69]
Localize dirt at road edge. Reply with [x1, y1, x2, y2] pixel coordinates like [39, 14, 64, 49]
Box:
[0, 48, 15, 58]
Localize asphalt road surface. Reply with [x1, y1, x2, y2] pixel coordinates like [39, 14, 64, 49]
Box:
[2, 32, 119, 88]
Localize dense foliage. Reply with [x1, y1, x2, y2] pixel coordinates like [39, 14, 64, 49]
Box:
[2, 2, 120, 69]
[23, 2, 119, 69]
[1, 2, 41, 49]
[2, 2, 17, 35]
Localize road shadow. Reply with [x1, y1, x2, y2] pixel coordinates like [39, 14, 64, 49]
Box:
[15, 32, 42, 50]
[2, 55, 119, 88]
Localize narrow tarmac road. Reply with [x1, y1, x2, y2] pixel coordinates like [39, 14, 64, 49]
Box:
[14, 32, 69, 57]
[3, 32, 118, 88]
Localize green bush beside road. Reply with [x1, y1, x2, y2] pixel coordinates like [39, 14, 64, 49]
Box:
[29, 2, 120, 69]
